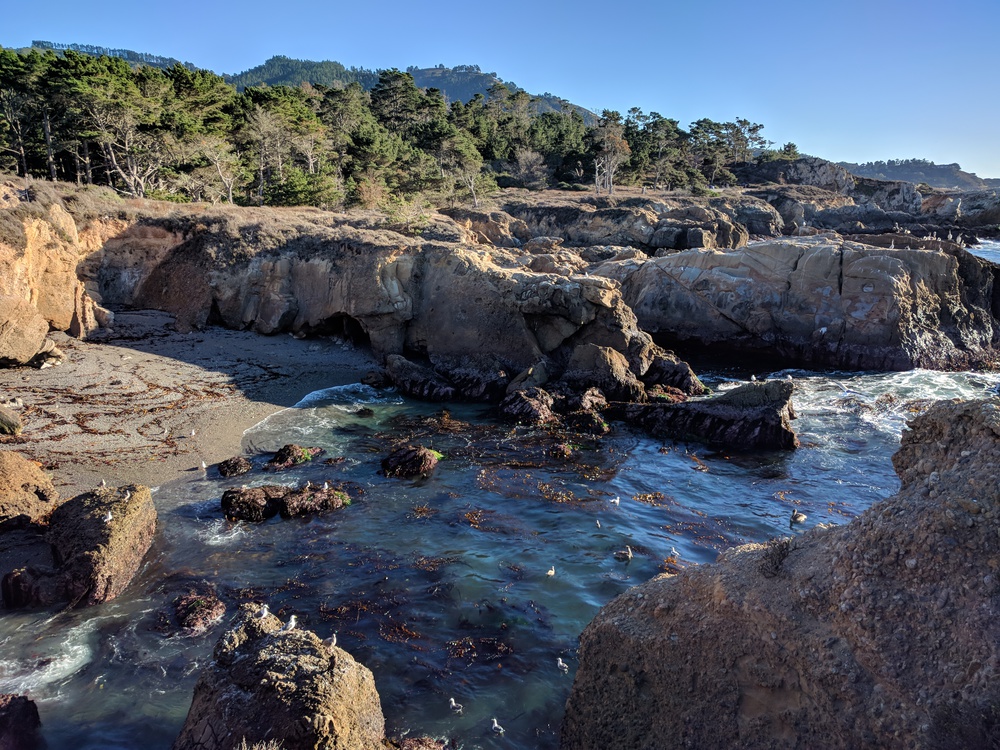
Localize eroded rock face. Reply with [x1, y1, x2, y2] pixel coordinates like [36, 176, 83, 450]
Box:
[600, 236, 1000, 370]
[563, 398, 1000, 750]
[172, 604, 385, 750]
[0, 451, 59, 527]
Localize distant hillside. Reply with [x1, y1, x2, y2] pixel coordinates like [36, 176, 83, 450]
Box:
[28, 40, 196, 70]
[839, 158, 986, 190]
[231, 57, 594, 122]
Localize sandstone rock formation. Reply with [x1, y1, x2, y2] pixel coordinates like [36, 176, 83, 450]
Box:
[2, 484, 156, 607]
[563, 398, 1000, 750]
[173, 604, 385, 750]
[0, 452, 59, 527]
[598, 235, 1000, 370]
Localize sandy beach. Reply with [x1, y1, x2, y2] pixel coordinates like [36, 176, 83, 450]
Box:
[0, 310, 377, 497]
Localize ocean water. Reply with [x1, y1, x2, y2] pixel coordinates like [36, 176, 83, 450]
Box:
[3, 367, 1000, 749]
[969, 238, 1000, 264]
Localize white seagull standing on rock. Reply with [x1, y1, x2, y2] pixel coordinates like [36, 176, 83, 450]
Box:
[491, 718, 505, 735]
[449, 697, 463, 714]
[280, 615, 297, 633]
[102, 511, 113, 524]
[256, 604, 270, 619]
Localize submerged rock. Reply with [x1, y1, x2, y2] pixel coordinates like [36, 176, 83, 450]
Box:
[0, 693, 42, 750]
[217, 455, 252, 477]
[563, 398, 1000, 749]
[620, 380, 798, 451]
[381, 445, 440, 479]
[172, 604, 385, 750]
[172, 591, 226, 637]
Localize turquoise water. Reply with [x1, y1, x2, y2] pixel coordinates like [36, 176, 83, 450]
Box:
[3, 368, 1000, 748]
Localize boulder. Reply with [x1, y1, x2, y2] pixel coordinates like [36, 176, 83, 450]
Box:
[2, 485, 156, 608]
[0, 452, 59, 527]
[279, 484, 349, 519]
[217, 456, 252, 477]
[0, 405, 21, 436]
[385, 355, 457, 401]
[172, 591, 226, 637]
[619, 380, 798, 451]
[381, 445, 440, 479]
[172, 604, 385, 750]
[498, 387, 558, 426]
[0, 296, 49, 366]
[0, 693, 42, 750]
[264, 444, 326, 471]
[560, 344, 646, 402]
[220, 483, 348, 522]
[563, 398, 1000, 749]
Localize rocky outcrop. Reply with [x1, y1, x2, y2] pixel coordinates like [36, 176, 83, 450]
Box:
[381, 445, 440, 479]
[598, 236, 1000, 370]
[221, 483, 349, 522]
[172, 591, 227, 637]
[498, 387, 558, 426]
[0, 452, 59, 527]
[0, 405, 21, 435]
[2, 485, 156, 607]
[173, 604, 385, 750]
[264, 444, 326, 471]
[0, 693, 42, 750]
[619, 380, 798, 451]
[217, 456, 252, 477]
[563, 398, 1000, 750]
[0, 296, 50, 366]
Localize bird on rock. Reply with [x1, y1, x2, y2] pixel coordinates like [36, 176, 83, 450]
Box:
[280, 615, 297, 632]
[492, 718, 505, 735]
[256, 604, 270, 619]
[102, 511, 113, 524]
[324, 632, 337, 648]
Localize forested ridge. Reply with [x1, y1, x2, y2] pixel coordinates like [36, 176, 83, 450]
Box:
[0, 45, 799, 210]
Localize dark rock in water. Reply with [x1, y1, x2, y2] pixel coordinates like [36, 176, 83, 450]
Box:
[220, 485, 288, 522]
[173, 591, 226, 636]
[221, 483, 350, 522]
[498, 387, 558, 426]
[548, 442, 576, 460]
[620, 380, 797, 451]
[0, 451, 60, 528]
[361, 369, 390, 388]
[217, 456, 252, 477]
[381, 445, 440, 479]
[566, 387, 608, 414]
[2, 485, 157, 608]
[280, 484, 349, 518]
[565, 410, 610, 435]
[385, 354, 456, 401]
[172, 604, 385, 750]
[431, 353, 511, 401]
[0, 404, 21, 436]
[0, 693, 42, 750]
[264, 444, 326, 471]
[646, 384, 687, 403]
[643, 351, 708, 395]
[562, 398, 1000, 750]
[355, 407, 375, 418]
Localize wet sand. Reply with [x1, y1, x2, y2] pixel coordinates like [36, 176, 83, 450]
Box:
[0, 310, 377, 497]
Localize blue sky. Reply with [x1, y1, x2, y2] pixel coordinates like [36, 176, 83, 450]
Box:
[5, 0, 1000, 177]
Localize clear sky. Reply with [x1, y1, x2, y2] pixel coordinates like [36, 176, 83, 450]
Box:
[5, 0, 999, 177]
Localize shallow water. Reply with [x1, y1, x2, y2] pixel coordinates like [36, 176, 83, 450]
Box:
[4, 368, 1000, 749]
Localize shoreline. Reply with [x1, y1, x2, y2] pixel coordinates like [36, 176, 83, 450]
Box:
[0, 310, 377, 497]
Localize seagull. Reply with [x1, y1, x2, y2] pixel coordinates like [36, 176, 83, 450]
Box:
[491, 718, 505, 735]
[256, 604, 270, 619]
[102, 510, 113, 524]
[100, 478, 107, 488]
[190, 429, 196, 437]
[595, 519, 601, 529]
[547, 566, 555, 577]
[280, 615, 297, 633]
[123, 490, 131, 501]
[449, 697, 463, 714]
[322, 481, 330, 491]
[614, 545, 634, 561]
[750, 374, 757, 381]
[790, 509, 807, 528]
[610, 496, 620, 507]
[201, 461, 208, 471]
[557, 657, 569, 673]
[324, 632, 337, 648]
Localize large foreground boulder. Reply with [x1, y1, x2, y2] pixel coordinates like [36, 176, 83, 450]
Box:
[0, 693, 42, 750]
[173, 604, 385, 750]
[2, 485, 156, 607]
[0, 296, 49, 366]
[563, 398, 1000, 749]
